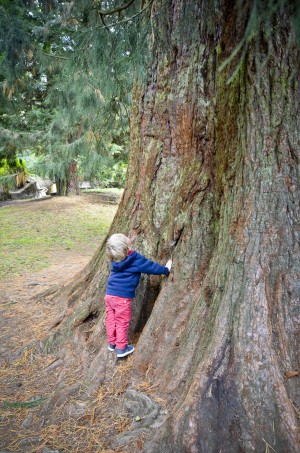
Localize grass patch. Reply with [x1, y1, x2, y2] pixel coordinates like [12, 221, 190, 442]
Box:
[1, 397, 47, 410]
[81, 188, 124, 195]
[0, 194, 118, 279]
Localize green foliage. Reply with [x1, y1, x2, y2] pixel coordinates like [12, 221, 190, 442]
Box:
[0, 1, 154, 190]
[36, 0, 151, 187]
[0, 157, 27, 173]
[0, 1, 57, 171]
[98, 162, 128, 188]
[0, 1, 33, 83]
[0, 397, 47, 409]
[0, 157, 27, 200]
[0, 158, 10, 176]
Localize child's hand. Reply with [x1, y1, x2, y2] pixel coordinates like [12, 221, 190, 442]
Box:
[165, 259, 172, 271]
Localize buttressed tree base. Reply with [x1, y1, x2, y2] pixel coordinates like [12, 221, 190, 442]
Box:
[39, 1, 300, 451]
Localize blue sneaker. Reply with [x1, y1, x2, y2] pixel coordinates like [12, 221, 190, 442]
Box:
[116, 344, 135, 358]
[108, 344, 116, 352]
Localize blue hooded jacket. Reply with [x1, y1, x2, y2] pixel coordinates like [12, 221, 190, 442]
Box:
[106, 251, 169, 299]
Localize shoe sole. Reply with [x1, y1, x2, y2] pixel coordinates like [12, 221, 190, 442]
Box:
[108, 347, 115, 351]
[117, 346, 135, 358]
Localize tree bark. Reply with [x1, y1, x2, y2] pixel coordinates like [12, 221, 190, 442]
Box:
[41, 1, 300, 451]
[67, 160, 79, 195]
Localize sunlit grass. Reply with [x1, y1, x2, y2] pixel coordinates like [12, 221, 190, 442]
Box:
[81, 188, 123, 195]
[0, 196, 118, 279]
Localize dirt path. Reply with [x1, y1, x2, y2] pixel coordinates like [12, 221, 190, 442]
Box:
[0, 193, 119, 452]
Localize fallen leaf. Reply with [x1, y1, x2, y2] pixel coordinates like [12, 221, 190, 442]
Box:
[285, 371, 299, 379]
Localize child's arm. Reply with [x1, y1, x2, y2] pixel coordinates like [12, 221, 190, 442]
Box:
[137, 253, 172, 275]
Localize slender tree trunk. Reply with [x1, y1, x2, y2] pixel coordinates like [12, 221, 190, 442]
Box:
[67, 160, 79, 195]
[40, 1, 299, 451]
[56, 178, 67, 196]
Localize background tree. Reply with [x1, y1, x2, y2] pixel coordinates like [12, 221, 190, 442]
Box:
[0, 0, 146, 193]
[0, 0, 64, 188]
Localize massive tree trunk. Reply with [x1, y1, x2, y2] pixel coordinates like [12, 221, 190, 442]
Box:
[41, 1, 299, 451]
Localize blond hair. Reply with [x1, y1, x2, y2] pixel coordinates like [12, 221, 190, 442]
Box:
[106, 233, 130, 262]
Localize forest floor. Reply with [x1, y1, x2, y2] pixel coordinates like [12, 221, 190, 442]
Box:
[0, 192, 132, 452]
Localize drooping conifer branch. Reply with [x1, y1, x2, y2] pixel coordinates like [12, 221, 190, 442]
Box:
[96, 0, 155, 30]
[100, 13, 110, 31]
[96, 0, 137, 16]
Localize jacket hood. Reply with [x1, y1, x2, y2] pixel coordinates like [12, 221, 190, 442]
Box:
[111, 250, 138, 272]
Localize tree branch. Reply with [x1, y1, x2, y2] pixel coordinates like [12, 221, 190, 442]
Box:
[98, 0, 155, 30]
[41, 51, 69, 60]
[100, 13, 110, 31]
[97, 0, 137, 16]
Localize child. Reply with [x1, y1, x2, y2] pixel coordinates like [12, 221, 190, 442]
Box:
[105, 233, 172, 358]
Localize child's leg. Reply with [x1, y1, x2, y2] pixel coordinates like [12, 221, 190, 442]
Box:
[104, 295, 117, 346]
[114, 298, 132, 350]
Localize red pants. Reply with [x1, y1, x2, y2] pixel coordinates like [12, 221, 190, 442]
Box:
[104, 295, 132, 350]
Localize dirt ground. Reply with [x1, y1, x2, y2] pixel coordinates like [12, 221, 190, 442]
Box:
[0, 193, 121, 452]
